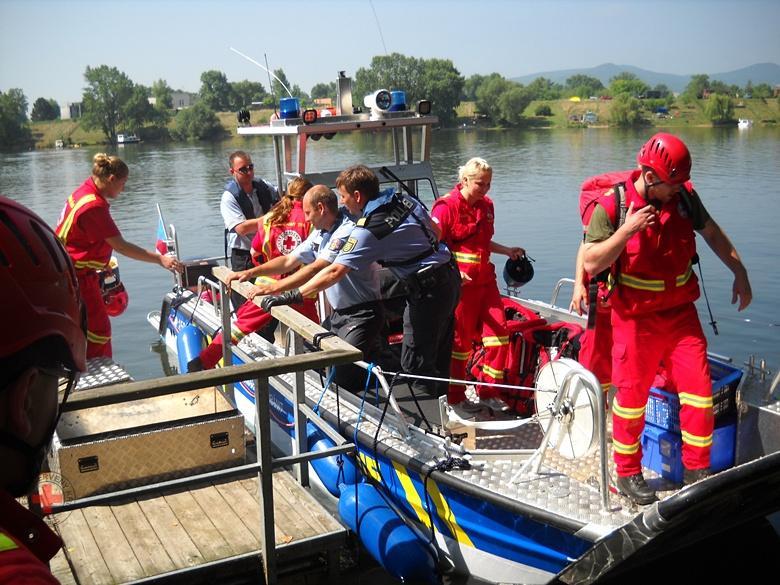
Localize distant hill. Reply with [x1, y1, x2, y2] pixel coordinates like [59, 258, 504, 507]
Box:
[511, 62, 780, 93]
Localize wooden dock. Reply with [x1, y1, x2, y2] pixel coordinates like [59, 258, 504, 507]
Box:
[50, 470, 347, 584]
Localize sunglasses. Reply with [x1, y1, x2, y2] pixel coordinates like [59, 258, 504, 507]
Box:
[235, 164, 254, 175]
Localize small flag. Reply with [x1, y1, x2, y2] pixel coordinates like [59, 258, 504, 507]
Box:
[155, 203, 169, 255]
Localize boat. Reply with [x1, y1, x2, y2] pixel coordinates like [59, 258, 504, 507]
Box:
[117, 132, 141, 144]
[148, 75, 780, 584]
[737, 118, 753, 129]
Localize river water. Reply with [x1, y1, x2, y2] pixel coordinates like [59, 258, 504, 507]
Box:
[2, 127, 778, 380]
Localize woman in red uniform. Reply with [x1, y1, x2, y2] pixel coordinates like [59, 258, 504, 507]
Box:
[431, 158, 525, 415]
[55, 153, 180, 358]
[190, 177, 318, 371]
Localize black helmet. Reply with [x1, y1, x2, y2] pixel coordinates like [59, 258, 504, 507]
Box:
[503, 254, 535, 287]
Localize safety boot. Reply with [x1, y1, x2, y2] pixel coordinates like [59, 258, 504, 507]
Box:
[616, 473, 658, 505]
[683, 467, 711, 486]
[481, 397, 512, 414]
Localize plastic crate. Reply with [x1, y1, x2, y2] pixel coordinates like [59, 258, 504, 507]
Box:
[641, 420, 736, 484]
[644, 358, 742, 433]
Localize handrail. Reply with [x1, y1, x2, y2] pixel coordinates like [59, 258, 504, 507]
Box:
[550, 277, 576, 307]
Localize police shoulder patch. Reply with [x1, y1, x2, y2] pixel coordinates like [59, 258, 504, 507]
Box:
[328, 237, 344, 252]
[341, 237, 357, 254]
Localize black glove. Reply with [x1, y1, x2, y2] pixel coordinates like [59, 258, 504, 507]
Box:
[260, 289, 303, 312]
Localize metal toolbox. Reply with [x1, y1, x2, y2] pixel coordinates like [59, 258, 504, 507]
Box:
[50, 388, 245, 499]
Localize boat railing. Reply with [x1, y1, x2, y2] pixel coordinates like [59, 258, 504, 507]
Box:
[53, 304, 362, 585]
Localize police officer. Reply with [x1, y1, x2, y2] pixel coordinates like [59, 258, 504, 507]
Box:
[262, 165, 460, 398]
[220, 150, 279, 306]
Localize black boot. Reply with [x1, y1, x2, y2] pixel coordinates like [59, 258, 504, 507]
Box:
[683, 467, 710, 486]
[617, 473, 658, 505]
[187, 356, 203, 373]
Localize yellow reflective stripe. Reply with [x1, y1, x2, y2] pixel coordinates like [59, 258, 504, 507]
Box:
[425, 480, 474, 547]
[358, 452, 382, 482]
[612, 401, 646, 420]
[86, 331, 110, 344]
[676, 261, 693, 287]
[601, 382, 612, 391]
[451, 351, 470, 361]
[481, 364, 504, 379]
[253, 275, 276, 286]
[453, 251, 481, 264]
[56, 193, 97, 243]
[391, 461, 433, 529]
[678, 392, 713, 409]
[74, 259, 108, 270]
[681, 430, 713, 448]
[482, 336, 509, 347]
[261, 215, 273, 260]
[618, 273, 665, 291]
[0, 532, 19, 552]
[613, 438, 641, 455]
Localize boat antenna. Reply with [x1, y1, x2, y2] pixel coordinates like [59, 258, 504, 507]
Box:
[264, 53, 278, 118]
[229, 46, 293, 98]
[368, 0, 388, 54]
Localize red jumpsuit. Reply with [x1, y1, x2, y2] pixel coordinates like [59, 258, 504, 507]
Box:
[431, 186, 506, 404]
[199, 201, 317, 369]
[55, 177, 120, 358]
[590, 178, 713, 476]
[0, 491, 62, 584]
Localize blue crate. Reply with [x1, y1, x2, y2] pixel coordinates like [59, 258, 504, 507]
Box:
[642, 420, 736, 484]
[644, 358, 742, 433]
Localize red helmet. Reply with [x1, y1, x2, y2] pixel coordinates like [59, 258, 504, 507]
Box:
[0, 196, 86, 371]
[637, 133, 692, 185]
[105, 284, 129, 317]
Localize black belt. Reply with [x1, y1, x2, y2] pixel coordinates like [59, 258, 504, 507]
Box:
[334, 299, 383, 315]
[232, 248, 251, 256]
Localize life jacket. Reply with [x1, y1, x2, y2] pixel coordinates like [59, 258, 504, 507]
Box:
[606, 182, 700, 316]
[256, 201, 310, 266]
[225, 178, 276, 221]
[357, 189, 440, 267]
[55, 179, 114, 272]
[432, 186, 496, 284]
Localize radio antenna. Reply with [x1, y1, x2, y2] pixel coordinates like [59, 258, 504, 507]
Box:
[368, 0, 388, 54]
[229, 46, 293, 97]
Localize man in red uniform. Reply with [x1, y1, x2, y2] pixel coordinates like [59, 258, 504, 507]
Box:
[56, 153, 179, 358]
[583, 134, 752, 504]
[0, 197, 87, 583]
[431, 157, 524, 416]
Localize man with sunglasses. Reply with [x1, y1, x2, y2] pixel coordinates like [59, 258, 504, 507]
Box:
[0, 197, 87, 583]
[221, 151, 279, 306]
[583, 133, 752, 505]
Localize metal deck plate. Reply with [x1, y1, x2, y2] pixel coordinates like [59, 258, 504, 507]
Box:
[76, 357, 133, 390]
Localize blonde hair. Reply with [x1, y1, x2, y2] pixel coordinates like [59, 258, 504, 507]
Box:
[92, 153, 129, 186]
[265, 176, 313, 226]
[458, 157, 491, 183]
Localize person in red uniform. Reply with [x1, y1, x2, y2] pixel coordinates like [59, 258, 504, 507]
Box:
[431, 157, 525, 416]
[583, 133, 752, 504]
[55, 153, 180, 359]
[189, 177, 318, 371]
[0, 197, 87, 584]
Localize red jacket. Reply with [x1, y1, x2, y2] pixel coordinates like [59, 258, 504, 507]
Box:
[251, 201, 310, 276]
[55, 177, 120, 273]
[431, 185, 495, 285]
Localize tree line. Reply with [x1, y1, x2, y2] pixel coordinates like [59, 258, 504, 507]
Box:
[1, 57, 777, 150]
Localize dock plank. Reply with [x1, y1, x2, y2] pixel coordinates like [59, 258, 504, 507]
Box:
[137, 494, 205, 569]
[242, 475, 326, 540]
[188, 484, 259, 555]
[49, 547, 77, 585]
[81, 506, 144, 583]
[54, 509, 114, 585]
[266, 472, 343, 535]
[214, 478, 289, 544]
[110, 500, 176, 577]
[163, 490, 234, 561]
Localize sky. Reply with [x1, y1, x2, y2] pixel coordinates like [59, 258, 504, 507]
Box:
[1, 0, 779, 106]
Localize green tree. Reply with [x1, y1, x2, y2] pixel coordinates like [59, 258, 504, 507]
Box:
[418, 58, 463, 126]
[123, 85, 156, 132]
[231, 80, 266, 109]
[0, 88, 32, 150]
[709, 79, 735, 96]
[652, 84, 671, 98]
[151, 79, 173, 110]
[751, 83, 772, 99]
[684, 74, 710, 99]
[475, 75, 514, 122]
[497, 85, 532, 125]
[81, 65, 136, 143]
[271, 68, 293, 99]
[31, 97, 60, 121]
[170, 101, 224, 141]
[525, 77, 562, 101]
[311, 82, 336, 100]
[565, 74, 604, 98]
[609, 93, 645, 127]
[534, 103, 553, 116]
[463, 74, 487, 101]
[704, 94, 734, 124]
[199, 70, 234, 111]
[609, 72, 649, 97]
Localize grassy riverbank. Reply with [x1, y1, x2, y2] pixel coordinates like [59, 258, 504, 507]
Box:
[31, 99, 778, 149]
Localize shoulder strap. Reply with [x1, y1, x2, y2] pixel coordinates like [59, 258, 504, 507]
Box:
[252, 179, 275, 214]
[613, 183, 628, 230]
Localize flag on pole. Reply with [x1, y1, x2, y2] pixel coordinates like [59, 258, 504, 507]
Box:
[155, 203, 169, 254]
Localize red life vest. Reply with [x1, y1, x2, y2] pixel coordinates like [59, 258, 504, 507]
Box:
[55, 178, 116, 273]
[432, 186, 495, 285]
[253, 201, 311, 277]
[604, 180, 700, 316]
